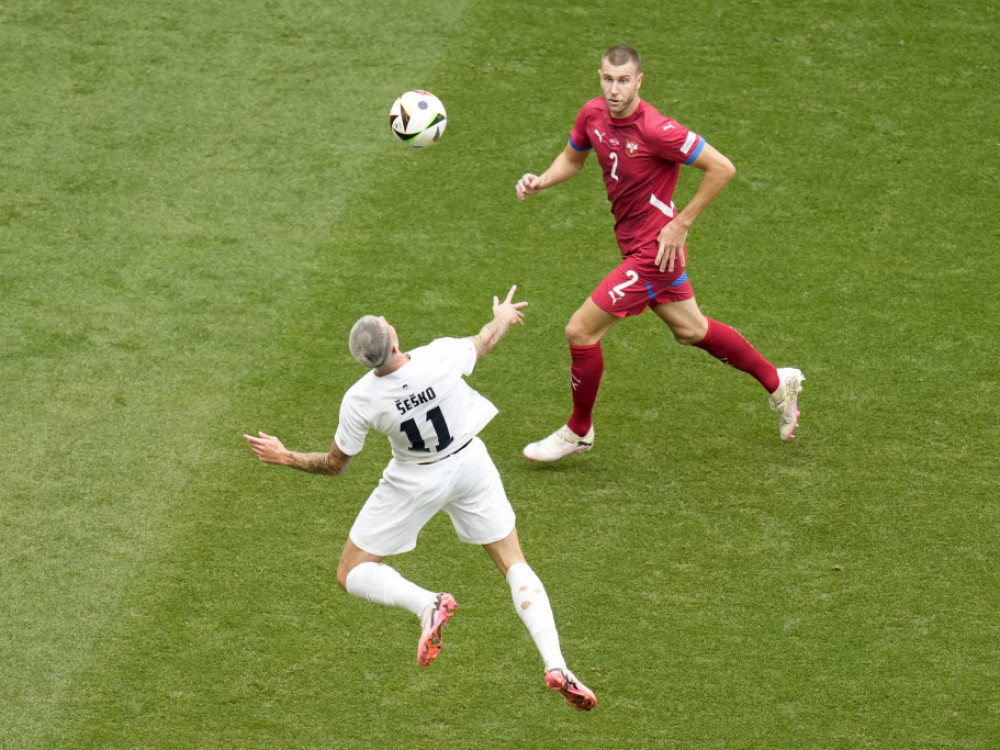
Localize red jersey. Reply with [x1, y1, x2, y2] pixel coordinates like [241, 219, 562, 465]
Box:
[569, 97, 705, 257]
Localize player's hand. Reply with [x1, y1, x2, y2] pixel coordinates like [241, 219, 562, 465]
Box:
[493, 285, 528, 326]
[244, 431, 288, 465]
[515, 173, 544, 201]
[655, 221, 689, 273]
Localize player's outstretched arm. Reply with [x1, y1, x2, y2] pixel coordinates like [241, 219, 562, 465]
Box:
[469, 285, 528, 360]
[516, 144, 589, 201]
[244, 431, 354, 476]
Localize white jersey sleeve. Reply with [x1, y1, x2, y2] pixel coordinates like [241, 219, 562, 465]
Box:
[334, 337, 498, 463]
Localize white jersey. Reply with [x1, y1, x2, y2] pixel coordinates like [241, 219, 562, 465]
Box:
[335, 337, 499, 464]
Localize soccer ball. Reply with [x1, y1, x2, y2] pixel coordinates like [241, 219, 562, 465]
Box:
[389, 90, 447, 148]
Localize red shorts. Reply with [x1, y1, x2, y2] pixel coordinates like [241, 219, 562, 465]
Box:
[591, 243, 694, 318]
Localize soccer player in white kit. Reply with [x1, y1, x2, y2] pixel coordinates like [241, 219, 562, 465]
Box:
[244, 286, 596, 711]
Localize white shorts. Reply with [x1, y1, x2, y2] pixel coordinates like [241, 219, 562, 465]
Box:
[348, 437, 516, 557]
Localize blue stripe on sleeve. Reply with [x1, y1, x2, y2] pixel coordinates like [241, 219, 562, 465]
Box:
[569, 135, 592, 151]
[683, 138, 706, 164]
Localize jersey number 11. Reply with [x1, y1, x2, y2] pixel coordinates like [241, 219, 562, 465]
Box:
[400, 406, 454, 454]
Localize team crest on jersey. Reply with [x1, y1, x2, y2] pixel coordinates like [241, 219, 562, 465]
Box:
[626, 138, 639, 157]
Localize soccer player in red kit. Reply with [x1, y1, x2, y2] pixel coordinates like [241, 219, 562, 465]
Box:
[516, 45, 804, 462]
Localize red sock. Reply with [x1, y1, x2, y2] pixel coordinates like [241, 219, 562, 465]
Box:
[695, 318, 780, 393]
[567, 343, 603, 436]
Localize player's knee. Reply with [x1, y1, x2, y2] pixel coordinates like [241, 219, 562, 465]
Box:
[672, 327, 703, 346]
[671, 320, 708, 346]
[565, 319, 597, 347]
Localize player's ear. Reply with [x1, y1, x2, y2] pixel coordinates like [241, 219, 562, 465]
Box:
[637, 72, 644, 89]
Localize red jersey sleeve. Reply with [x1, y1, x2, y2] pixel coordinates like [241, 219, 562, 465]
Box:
[569, 98, 603, 151]
[649, 116, 705, 165]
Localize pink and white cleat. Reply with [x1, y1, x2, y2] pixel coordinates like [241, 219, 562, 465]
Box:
[545, 667, 597, 711]
[417, 593, 458, 666]
[769, 367, 805, 441]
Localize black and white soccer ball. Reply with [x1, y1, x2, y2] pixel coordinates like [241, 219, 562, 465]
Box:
[389, 90, 447, 148]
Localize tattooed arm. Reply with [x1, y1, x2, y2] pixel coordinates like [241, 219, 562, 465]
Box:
[244, 431, 354, 476]
[467, 285, 529, 361]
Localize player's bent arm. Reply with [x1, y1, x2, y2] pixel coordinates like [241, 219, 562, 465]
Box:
[672, 143, 736, 230]
[538, 143, 589, 189]
[517, 144, 589, 199]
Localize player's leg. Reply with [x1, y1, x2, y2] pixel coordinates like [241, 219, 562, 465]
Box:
[338, 539, 457, 666]
[652, 295, 709, 346]
[446, 444, 596, 709]
[343, 469, 459, 665]
[337, 539, 419, 610]
[564, 295, 621, 347]
[523, 297, 619, 462]
[564, 298, 619, 435]
[482, 530, 597, 711]
[653, 298, 804, 440]
[482, 529, 560, 667]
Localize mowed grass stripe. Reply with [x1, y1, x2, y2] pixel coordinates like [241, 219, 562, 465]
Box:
[1, 1, 475, 747]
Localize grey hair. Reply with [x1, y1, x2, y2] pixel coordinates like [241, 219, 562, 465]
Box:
[348, 315, 393, 369]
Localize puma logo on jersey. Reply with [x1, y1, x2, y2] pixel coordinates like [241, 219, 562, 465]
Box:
[593, 128, 606, 143]
[609, 270, 640, 304]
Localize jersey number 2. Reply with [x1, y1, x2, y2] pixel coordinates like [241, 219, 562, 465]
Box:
[400, 406, 454, 453]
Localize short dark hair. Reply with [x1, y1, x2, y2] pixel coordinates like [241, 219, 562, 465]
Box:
[602, 45, 642, 73]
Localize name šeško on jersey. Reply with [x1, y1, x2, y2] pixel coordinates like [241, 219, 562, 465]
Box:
[395, 387, 438, 416]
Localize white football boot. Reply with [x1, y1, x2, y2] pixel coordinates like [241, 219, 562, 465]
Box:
[523, 425, 594, 463]
[769, 367, 805, 441]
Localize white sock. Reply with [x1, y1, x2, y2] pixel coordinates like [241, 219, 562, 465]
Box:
[344, 561, 435, 618]
[506, 562, 566, 671]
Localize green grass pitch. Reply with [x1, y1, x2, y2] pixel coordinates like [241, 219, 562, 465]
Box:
[1, 1, 997, 747]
